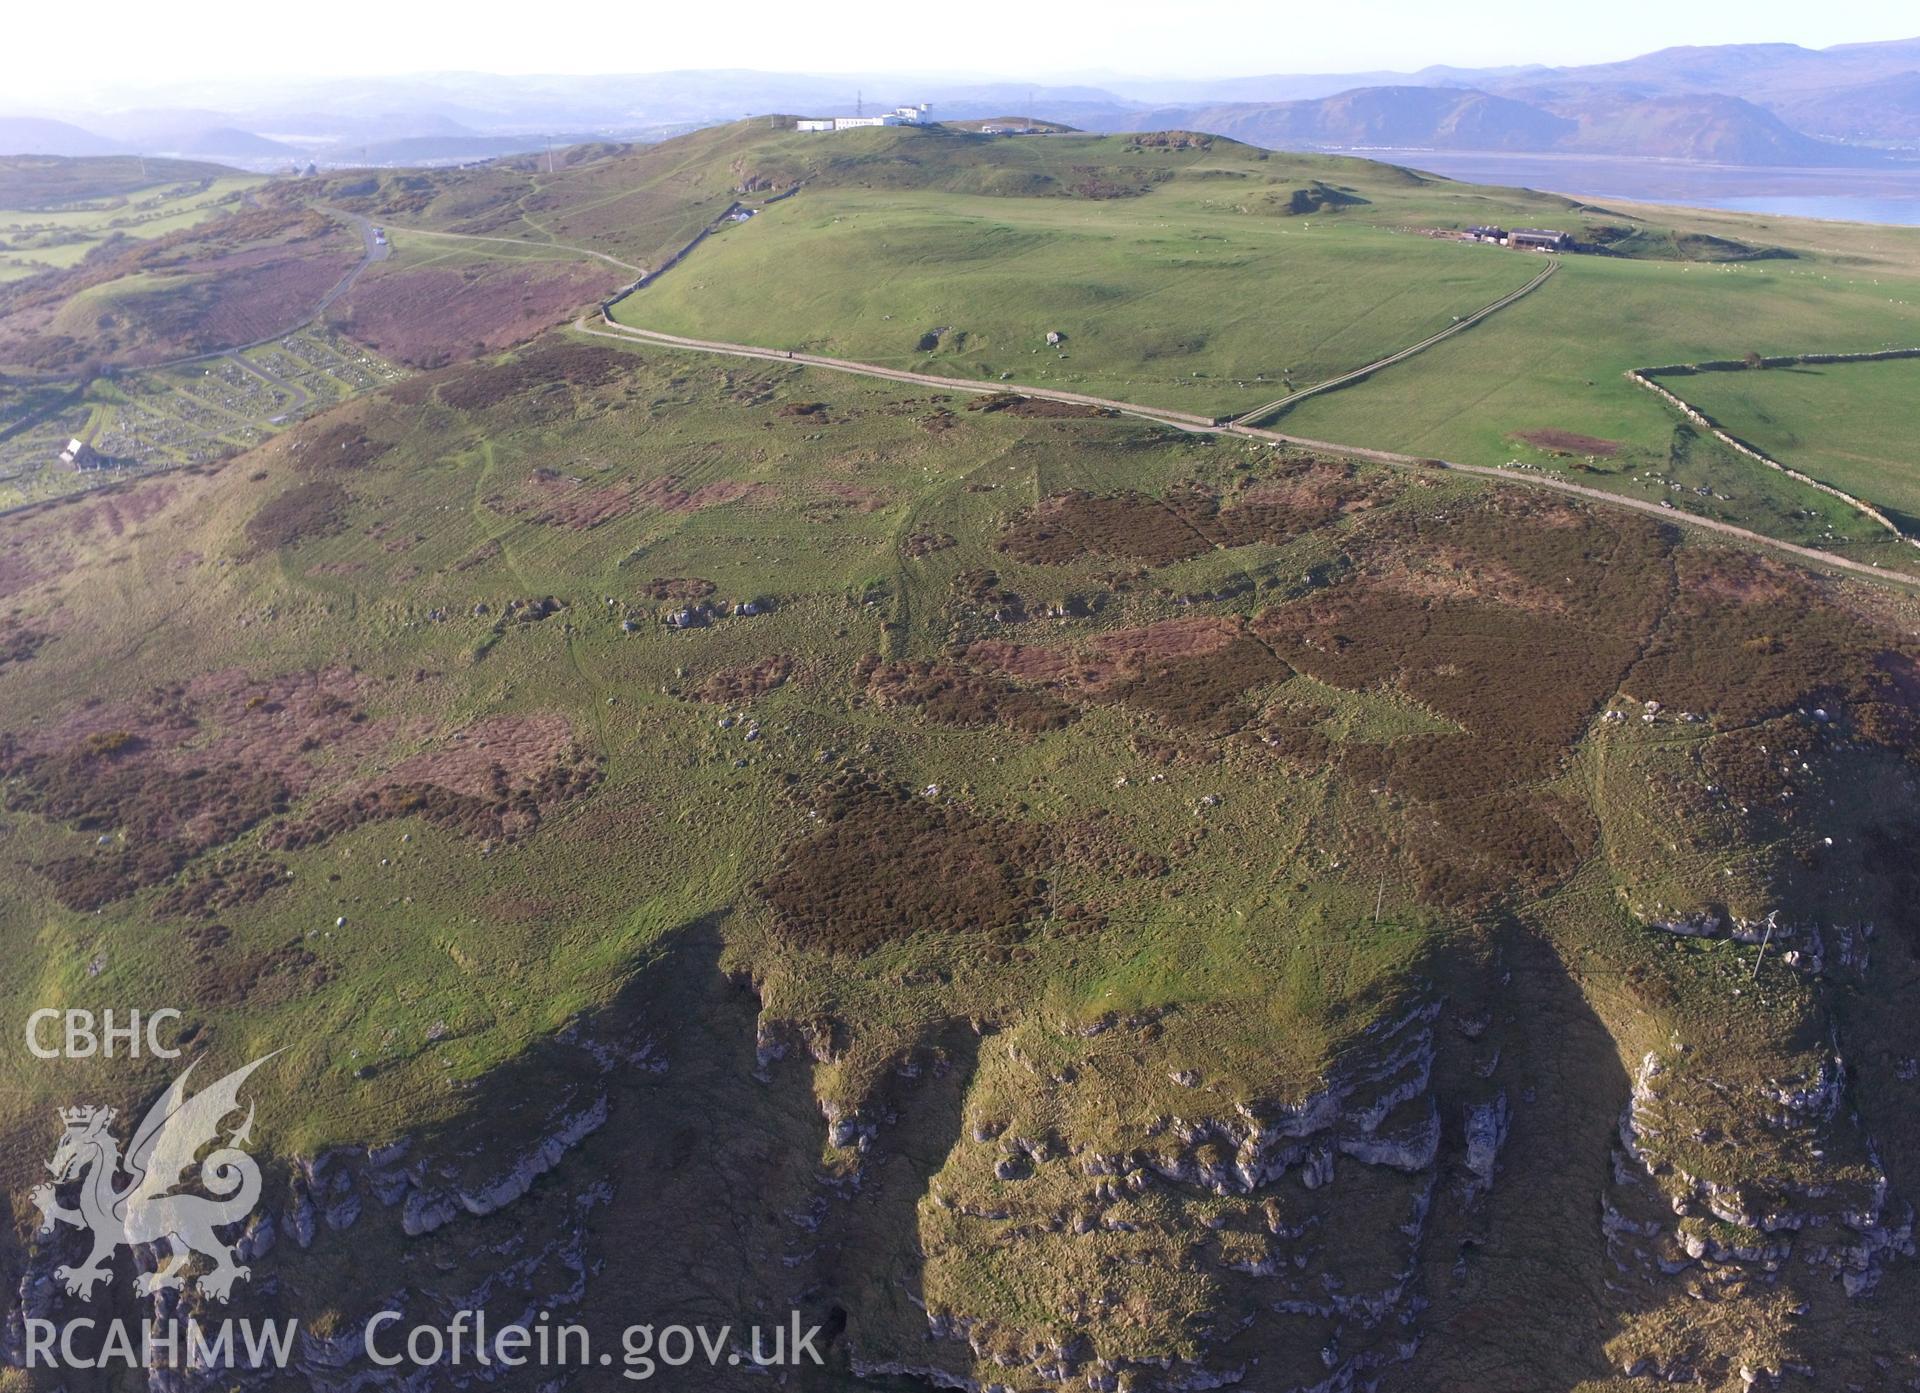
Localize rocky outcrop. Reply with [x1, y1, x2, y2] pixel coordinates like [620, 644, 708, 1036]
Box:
[1110, 1001, 1446, 1197]
[1608, 1046, 1914, 1305]
[904, 996, 1489, 1392]
[1462, 1091, 1510, 1191]
[400, 1092, 608, 1237]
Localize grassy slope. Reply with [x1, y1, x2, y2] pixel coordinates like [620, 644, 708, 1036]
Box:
[317, 121, 788, 274]
[0, 155, 239, 209]
[5, 127, 1920, 1391]
[0, 348, 1453, 1165]
[614, 126, 1584, 416]
[579, 122, 1920, 565]
[1656, 356, 1920, 531]
[623, 186, 1541, 416]
[1, 332, 1917, 1389]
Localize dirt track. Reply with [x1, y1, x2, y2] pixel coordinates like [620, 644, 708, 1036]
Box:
[151, 211, 392, 372]
[575, 313, 1920, 593]
[2, 212, 389, 452]
[381, 224, 646, 276]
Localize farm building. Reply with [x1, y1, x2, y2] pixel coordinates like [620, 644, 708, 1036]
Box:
[1511, 228, 1573, 251]
[1463, 225, 1507, 244]
[59, 438, 101, 469]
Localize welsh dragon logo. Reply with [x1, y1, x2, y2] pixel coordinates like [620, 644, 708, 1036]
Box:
[30, 1052, 278, 1303]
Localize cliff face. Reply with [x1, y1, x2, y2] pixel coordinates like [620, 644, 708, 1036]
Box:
[6, 885, 1919, 1393]
[4, 300, 1920, 1393]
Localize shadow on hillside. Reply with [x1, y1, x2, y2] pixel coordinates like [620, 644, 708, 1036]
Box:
[1404, 915, 1634, 1392]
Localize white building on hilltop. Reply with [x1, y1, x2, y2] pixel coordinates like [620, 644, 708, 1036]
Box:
[797, 104, 930, 133]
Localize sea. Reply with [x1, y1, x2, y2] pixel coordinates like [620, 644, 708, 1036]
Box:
[1346, 150, 1920, 227]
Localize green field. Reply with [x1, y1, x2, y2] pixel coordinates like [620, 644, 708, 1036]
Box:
[1652, 355, 1920, 533]
[591, 125, 1920, 570]
[0, 173, 261, 279]
[621, 184, 1543, 416]
[7, 133, 1920, 1393]
[1276, 249, 1920, 567]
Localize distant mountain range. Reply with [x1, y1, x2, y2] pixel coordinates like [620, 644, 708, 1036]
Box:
[1147, 85, 1891, 167]
[4, 36, 1920, 170]
[0, 116, 124, 158]
[1119, 37, 1920, 164]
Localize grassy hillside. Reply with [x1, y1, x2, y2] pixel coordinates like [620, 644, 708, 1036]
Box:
[1, 328, 1918, 1390]
[303, 120, 789, 275]
[609, 124, 1591, 418]
[0, 154, 237, 209]
[585, 122, 1920, 567]
[5, 118, 1920, 1393]
[1650, 356, 1920, 532]
[623, 182, 1543, 416]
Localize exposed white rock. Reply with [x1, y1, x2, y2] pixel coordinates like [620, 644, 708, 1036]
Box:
[1463, 1091, 1510, 1189]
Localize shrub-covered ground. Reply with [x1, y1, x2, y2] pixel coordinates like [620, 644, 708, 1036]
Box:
[3, 330, 1919, 1391]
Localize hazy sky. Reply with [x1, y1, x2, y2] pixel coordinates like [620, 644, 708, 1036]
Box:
[8, 0, 1919, 105]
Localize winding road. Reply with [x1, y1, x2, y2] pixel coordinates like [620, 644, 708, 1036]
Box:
[575, 311, 1920, 593]
[155, 210, 392, 372]
[1, 211, 392, 458]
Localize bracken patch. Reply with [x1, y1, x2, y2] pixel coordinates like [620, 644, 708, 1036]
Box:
[905, 527, 957, 557]
[1625, 551, 1919, 752]
[436, 342, 635, 410]
[758, 777, 1053, 956]
[246, 480, 350, 551]
[0, 667, 395, 908]
[694, 655, 796, 704]
[968, 393, 1112, 419]
[1257, 494, 1675, 798]
[290, 421, 391, 473]
[952, 568, 1028, 624]
[337, 265, 624, 369]
[18, 759, 291, 911]
[1250, 493, 1675, 906]
[1513, 428, 1624, 457]
[0, 621, 48, 669]
[998, 461, 1391, 567]
[152, 855, 291, 919]
[642, 577, 717, 602]
[263, 713, 599, 851]
[192, 936, 333, 1010]
[967, 617, 1289, 741]
[859, 657, 1077, 734]
[1102, 635, 1292, 737]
